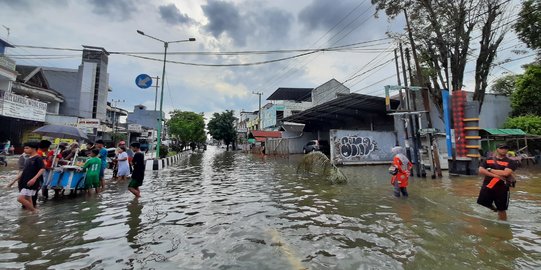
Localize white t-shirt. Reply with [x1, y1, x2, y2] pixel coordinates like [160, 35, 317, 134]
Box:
[117, 152, 129, 171]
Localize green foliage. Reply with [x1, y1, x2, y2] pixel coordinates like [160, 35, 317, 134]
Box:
[207, 110, 237, 150]
[491, 74, 518, 96]
[167, 110, 206, 144]
[510, 65, 541, 116]
[515, 0, 541, 51]
[504, 115, 541, 135]
[159, 144, 169, 159]
[372, 0, 509, 111]
[111, 132, 127, 144]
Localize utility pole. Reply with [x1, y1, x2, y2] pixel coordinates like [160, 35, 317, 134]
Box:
[253, 91, 262, 130]
[153, 76, 160, 111]
[393, 48, 404, 110]
[405, 48, 424, 177]
[399, 42, 413, 167]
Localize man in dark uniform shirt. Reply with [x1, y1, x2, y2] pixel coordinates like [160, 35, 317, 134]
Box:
[128, 142, 145, 198]
[477, 144, 517, 220]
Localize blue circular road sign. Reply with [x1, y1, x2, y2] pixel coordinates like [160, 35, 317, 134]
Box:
[135, 74, 153, 89]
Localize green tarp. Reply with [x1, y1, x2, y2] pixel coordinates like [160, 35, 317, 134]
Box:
[483, 129, 526, 136]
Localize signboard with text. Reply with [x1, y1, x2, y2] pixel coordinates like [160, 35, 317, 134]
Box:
[0, 90, 47, 122]
[77, 118, 100, 134]
[128, 124, 143, 133]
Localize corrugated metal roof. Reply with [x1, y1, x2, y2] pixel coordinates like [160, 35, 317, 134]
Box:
[483, 129, 527, 135]
[281, 93, 399, 124]
[266, 88, 313, 102]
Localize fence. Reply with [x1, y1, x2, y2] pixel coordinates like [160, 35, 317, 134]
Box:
[266, 138, 290, 155]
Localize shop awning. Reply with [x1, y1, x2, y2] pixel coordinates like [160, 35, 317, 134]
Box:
[483, 129, 526, 136]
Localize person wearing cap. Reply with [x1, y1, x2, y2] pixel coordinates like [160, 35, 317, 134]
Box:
[477, 143, 518, 220]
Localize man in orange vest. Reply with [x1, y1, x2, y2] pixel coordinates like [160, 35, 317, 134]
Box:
[477, 143, 517, 220]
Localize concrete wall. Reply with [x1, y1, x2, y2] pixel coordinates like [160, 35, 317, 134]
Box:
[285, 131, 317, 154]
[275, 100, 312, 118]
[330, 129, 396, 165]
[427, 92, 511, 132]
[261, 104, 279, 129]
[43, 68, 80, 117]
[78, 62, 96, 119]
[312, 79, 350, 106]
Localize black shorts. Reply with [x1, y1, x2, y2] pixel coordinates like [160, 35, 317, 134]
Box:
[128, 177, 143, 188]
[477, 180, 510, 211]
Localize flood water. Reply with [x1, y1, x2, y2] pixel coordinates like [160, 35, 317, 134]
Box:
[0, 146, 540, 269]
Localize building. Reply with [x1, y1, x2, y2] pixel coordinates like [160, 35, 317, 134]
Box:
[41, 46, 110, 122]
[262, 87, 313, 130]
[0, 38, 16, 93]
[261, 80, 350, 130]
[127, 105, 165, 130]
[311, 78, 350, 106]
[0, 39, 54, 149]
[14, 66, 64, 116]
[280, 93, 400, 164]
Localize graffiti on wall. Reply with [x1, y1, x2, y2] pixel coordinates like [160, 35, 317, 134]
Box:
[339, 136, 377, 159]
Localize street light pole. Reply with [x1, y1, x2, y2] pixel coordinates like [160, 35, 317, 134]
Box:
[136, 30, 195, 159]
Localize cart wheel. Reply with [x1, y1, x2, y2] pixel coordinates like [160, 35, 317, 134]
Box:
[72, 177, 86, 197]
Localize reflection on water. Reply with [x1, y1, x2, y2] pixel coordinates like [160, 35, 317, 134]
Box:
[0, 146, 540, 269]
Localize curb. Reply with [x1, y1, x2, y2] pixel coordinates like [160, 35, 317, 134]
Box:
[144, 151, 190, 171]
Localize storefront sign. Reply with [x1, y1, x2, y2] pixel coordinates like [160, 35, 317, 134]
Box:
[0, 90, 47, 122]
[128, 124, 143, 133]
[77, 118, 100, 134]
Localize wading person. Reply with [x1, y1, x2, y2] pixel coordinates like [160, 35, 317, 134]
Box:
[116, 146, 130, 181]
[390, 146, 412, 198]
[477, 144, 517, 220]
[96, 140, 108, 191]
[128, 142, 145, 198]
[17, 142, 45, 213]
[38, 140, 53, 202]
[79, 148, 101, 194]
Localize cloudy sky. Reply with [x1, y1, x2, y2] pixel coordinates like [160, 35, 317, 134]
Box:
[0, 0, 534, 119]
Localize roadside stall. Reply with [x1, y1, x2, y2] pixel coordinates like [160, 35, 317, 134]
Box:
[480, 128, 541, 166]
[33, 124, 89, 196]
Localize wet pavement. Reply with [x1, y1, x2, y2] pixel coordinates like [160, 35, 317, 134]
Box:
[0, 146, 540, 269]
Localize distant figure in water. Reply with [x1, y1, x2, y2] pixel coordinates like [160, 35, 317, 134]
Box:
[389, 146, 412, 198]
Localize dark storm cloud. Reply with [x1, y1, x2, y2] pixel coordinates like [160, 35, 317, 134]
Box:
[87, 0, 137, 21]
[299, 0, 370, 32]
[201, 0, 293, 47]
[159, 4, 195, 25]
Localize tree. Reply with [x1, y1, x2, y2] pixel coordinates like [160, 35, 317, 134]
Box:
[510, 64, 541, 116]
[207, 110, 237, 151]
[490, 74, 518, 96]
[504, 115, 541, 135]
[372, 0, 510, 112]
[167, 110, 206, 148]
[514, 0, 541, 52]
[111, 132, 127, 145]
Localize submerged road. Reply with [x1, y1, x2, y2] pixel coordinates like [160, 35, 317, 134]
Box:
[0, 146, 540, 269]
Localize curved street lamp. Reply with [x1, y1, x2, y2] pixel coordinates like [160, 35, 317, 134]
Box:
[136, 30, 195, 159]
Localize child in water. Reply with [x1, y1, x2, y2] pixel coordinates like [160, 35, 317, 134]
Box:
[80, 148, 101, 194]
[390, 146, 412, 197]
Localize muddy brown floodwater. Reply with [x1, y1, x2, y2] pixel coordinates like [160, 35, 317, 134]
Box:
[0, 146, 540, 269]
